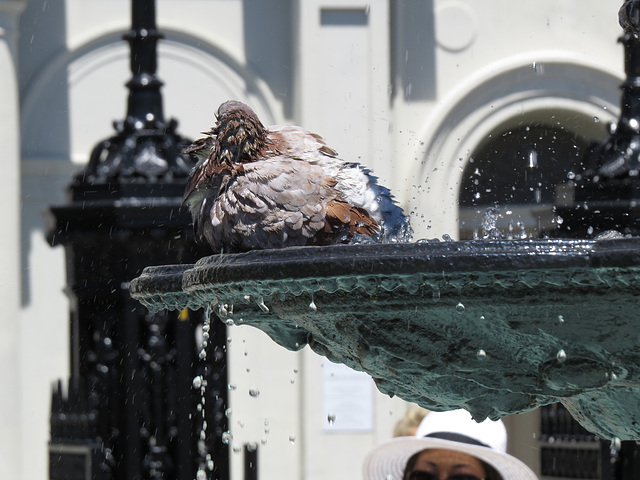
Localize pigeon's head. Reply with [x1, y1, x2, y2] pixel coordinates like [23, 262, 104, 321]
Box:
[213, 100, 268, 165]
[216, 100, 257, 120]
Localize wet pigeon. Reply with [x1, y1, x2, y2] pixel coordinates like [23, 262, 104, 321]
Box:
[182, 100, 410, 252]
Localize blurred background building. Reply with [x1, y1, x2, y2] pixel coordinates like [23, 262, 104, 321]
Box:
[0, 0, 624, 478]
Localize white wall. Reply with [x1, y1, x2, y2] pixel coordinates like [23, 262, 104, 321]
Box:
[9, 0, 626, 479]
[0, 2, 26, 480]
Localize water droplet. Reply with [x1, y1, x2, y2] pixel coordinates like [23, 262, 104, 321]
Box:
[289, 434, 296, 444]
[247, 442, 258, 452]
[557, 315, 565, 323]
[257, 297, 269, 313]
[228, 383, 237, 391]
[225, 318, 235, 326]
[309, 299, 318, 311]
[593, 116, 600, 123]
[225, 408, 232, 418]
[532, 61, 545, 75]
[456, 302, 466, 314]
[611, 437, 622, 452]
[556, 349, 567, 363]
[196, 468, 207, 480]
[233, 443, 241, 454]
[261, 437, 268, 445]
[192, 375, 203, 389]
[327, 412, 336, 425]
[206, 456, 214, 471]
[476, 349, 487, 360]
[249, 387, 261, 398]
[222, 431, 233, 444]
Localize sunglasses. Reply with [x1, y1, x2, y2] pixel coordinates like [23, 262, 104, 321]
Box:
[407, 471, 484, 480]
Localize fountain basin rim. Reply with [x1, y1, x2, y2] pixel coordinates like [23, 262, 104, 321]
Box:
[129, 237, 640, 311]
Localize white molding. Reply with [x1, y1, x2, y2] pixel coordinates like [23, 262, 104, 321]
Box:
[404, 55, 622, 238]
[21, 28, 282, 141]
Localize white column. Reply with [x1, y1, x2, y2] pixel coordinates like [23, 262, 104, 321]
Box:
[0, 2, 26, 479]
[294, 0, 395, 192]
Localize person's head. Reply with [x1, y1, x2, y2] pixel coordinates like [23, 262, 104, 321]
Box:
[363, 409, 538, 480]
[393, 406, 430, 437]
[402, 448, 501, 480]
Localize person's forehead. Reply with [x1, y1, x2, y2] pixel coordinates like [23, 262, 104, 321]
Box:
[415, 448, 482, 466]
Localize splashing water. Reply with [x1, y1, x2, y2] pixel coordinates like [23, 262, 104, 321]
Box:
[195, 306, 215, 479]
[481, 207, 504, 239]
[249, 387, 261, 398]
[556, 349, 567, 364]
[327, 412, 336, 425]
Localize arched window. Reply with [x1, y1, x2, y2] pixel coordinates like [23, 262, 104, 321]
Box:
[458, 122, 602, 239]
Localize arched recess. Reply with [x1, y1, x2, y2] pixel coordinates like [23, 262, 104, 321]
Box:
[406, 54, 622, 239]
[20, 29, 281, 304]
[21, 29, 281, 167]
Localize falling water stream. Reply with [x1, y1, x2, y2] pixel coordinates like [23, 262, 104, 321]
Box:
[194, 306, 214, 480]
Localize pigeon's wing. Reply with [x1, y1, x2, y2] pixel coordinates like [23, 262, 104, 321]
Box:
[324, 200, 378, 238]
[267, 125, 338, 158]
[268, 125, 411, 240]
[202, 158, 330, 250]
[203, 157, 377, 251]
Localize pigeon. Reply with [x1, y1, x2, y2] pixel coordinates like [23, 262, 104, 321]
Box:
[182, 100, 410, 253]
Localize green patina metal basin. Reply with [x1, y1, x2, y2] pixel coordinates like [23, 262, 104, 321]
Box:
[130, 238, 640, 439]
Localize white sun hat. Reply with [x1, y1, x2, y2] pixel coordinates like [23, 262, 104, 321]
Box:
[362, 410, 538, 480]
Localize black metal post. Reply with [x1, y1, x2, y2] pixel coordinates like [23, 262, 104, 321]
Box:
[555, 0, 640, 237]
[125, 0, 164, 129]
[47, 2, 229, 479]
[244, 445, 258, 480]
[548, 3, 640, 479]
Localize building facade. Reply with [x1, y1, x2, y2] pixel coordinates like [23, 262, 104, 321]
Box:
[0, 0, 624, 478]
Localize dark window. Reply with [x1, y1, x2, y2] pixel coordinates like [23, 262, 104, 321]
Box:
[458, 124, 595, 239]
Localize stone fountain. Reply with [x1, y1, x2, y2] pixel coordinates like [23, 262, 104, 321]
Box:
[131, 2, 640, 440]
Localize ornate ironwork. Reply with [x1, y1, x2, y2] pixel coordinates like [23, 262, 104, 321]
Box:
[47, 1, 230, 479]
[555, 0, 640, 237]
[77, 0, 192, 185]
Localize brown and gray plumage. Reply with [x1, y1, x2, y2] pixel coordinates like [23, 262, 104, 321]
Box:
[183, 100, 410, 253]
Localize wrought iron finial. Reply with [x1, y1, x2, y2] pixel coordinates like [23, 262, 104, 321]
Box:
[581, 0, 640, 179]
[78, 0, 193, 185]
[619, 0, 640, 33]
